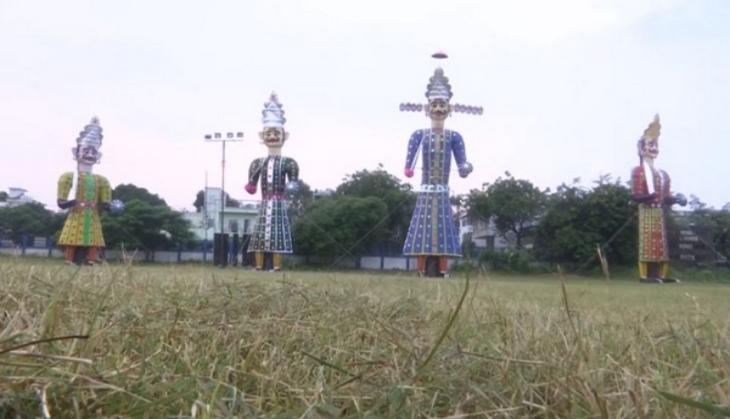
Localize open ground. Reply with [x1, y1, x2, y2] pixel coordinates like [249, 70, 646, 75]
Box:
[1, 256, 729, 418]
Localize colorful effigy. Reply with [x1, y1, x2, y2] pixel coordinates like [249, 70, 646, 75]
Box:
[401, 53, 479, 277]
[631, 115, 686, 283]
[57, 117, 123, 265]
[245, 93, 300, 271]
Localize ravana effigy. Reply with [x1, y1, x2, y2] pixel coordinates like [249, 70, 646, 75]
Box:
[401, 53, 480, 277]
[57, 117, 123, 265]
[631, 114, 687, 283]
[244, 93, 300, 271]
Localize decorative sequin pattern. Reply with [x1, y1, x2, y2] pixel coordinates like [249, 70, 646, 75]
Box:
[57, 172, 111, 247]
[402, 129, 467, 257]
[248, 156, 299, 253]
[631, 166, 671, 261]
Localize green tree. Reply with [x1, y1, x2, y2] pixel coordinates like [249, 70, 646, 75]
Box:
[467, 174, 546, 249]
[712, 211, 730, 259]
[686, 206, 730, 262]
[534, 176, 636, 267]
[193, 190, 241, 212]
[0, 191, 8, 202]
[336, 165, 415, 251]
[0, 203, 65, 242]
[287, 180, 314, 225]
[103, 184, 195, 260]
[114, 184, 168, 207]
[293, 196, 388, 262]
[193, 190, 204, 212]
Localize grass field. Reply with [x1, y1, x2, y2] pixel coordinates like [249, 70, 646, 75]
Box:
[1, 256, 729, 418]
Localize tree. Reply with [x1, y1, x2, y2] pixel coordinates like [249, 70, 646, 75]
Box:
[685, 206, 730, 262]
[534, 176, 636, 267]
[0, 191, 8, 202]
[711, 211, 730, 259]
[336, 165, 415, 251]
[287, 180, 314, 225]
[467, 174, 546, 249]
[103, 184, 195, 260]
[114, 184, 167, 207]
[193, 190, 241, 212]
[293, 196, 388, 262]
[0, 203, 65, 242]
[688, 194, 707, 211]
[102, 200, 195, 260]
[193, 190, 204, 212]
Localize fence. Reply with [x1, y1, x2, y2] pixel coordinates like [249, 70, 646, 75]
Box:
[0, 234, 428, 272]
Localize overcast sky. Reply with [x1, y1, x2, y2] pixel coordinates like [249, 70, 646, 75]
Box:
[1, 0, 728, 210]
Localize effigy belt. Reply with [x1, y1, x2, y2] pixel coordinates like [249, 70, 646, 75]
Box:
[419, 184, 450, 193]
[75, 201, 97, 208]
[262, 192, 285, 200]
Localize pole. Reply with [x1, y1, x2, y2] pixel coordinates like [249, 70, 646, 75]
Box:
[221, 141, 226, 234]
[203, 170, 208, 242]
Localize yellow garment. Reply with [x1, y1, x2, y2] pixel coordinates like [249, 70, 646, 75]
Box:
[254, 252, 283, 270]
[272, 253, 282, 270]
[255, 252, 264, 269]
[57, 172, 111, 247]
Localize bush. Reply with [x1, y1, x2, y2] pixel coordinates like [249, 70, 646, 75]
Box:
[479, 250, 532, 273]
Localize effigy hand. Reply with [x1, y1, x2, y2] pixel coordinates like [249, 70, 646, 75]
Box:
[285, 180, 300, 196]
[57, 199, 76, 210]
[245, 183, 257, 195]
[99, 199, 124, 214]
[458, 162, 473, 178]
[633, 192, 657, 203]
[672, 193, 688, 207]
[404, 167, 414, 178]
[109, 199, 125, 214]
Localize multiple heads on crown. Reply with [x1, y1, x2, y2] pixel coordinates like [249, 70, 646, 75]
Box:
[638, 114, 661, 162]
[72, 117, 103, 165]
[400, 52, 483, 121]
[259, 92, 289, 150]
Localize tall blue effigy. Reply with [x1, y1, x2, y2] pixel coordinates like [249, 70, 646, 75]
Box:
[400, 53, 481, 277]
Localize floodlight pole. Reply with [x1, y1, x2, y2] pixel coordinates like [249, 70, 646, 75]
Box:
[204, 132, 244, 234]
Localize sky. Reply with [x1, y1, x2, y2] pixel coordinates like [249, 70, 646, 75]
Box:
[1, 0, 729, 211]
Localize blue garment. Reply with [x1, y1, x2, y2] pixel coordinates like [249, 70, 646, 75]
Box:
[402, 129, 468, 257]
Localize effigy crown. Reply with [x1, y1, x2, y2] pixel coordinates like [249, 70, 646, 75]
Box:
[642, 114, 661, 141]
[262, 92, 286, 128]
[76, 116, 103, 148]
[425, 68, 453, 102]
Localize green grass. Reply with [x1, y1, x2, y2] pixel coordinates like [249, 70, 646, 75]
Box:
[1, 256, 729, 418]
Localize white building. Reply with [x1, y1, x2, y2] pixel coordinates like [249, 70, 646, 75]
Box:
[183, 187, 259, 241]
[460, 215, 511, 251]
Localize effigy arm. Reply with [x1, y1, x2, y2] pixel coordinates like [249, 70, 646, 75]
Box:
[633, 193, 657, 203]
[246, 158, 264, 194]
[404, 130, 422, 177]
[56, 172, 76, 209]
[451, 131, 473, 178]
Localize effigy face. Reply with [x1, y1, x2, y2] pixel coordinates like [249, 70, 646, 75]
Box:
[640, 138, 659, 160]
[428, 99, 450, 121]
[75, 144, 101, 165]
[260, 127, 287, 150]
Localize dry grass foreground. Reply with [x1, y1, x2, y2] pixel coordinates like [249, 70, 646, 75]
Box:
[1, 257, 729, 418]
